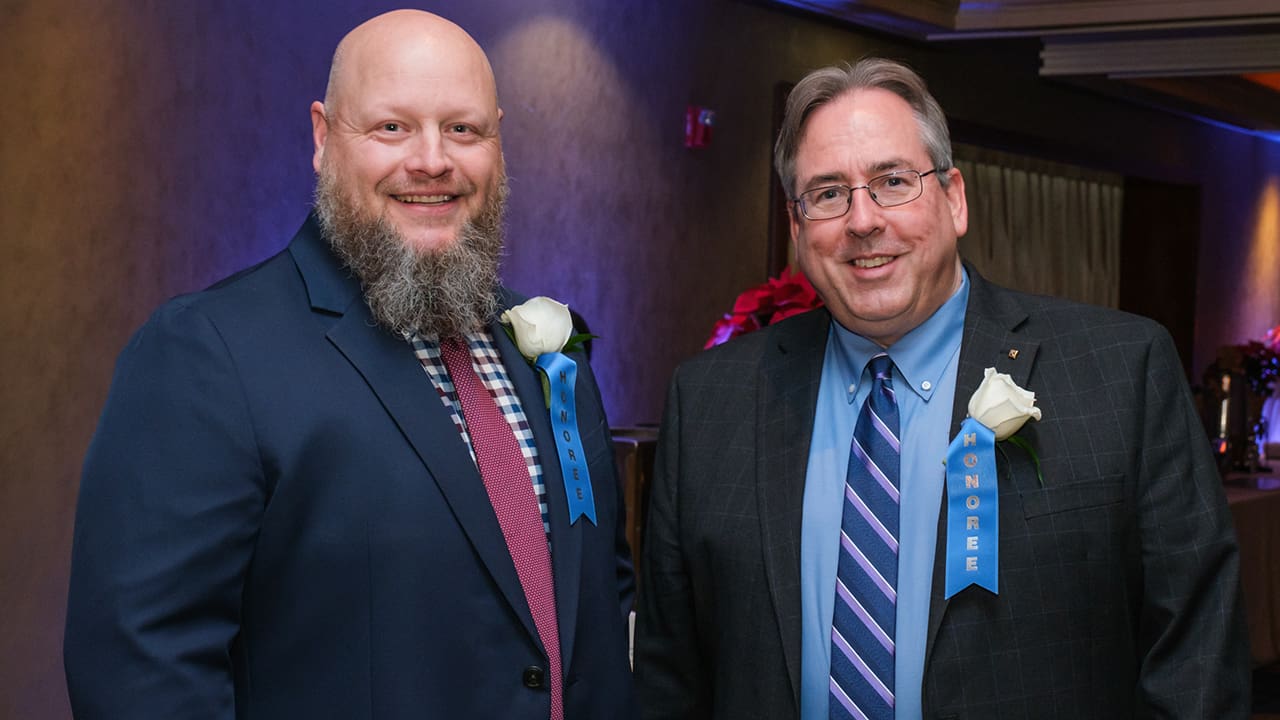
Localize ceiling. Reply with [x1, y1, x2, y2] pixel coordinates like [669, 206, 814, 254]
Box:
[767, 0, 1280, 134]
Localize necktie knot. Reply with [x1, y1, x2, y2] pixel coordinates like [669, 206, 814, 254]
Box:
[868, 353, 894, 383]
[441, 335, 468, 357]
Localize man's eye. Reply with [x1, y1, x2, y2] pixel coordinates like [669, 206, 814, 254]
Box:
[382, 123, 401, 132]
[883, 176, 903, 187]
[450, 124, 472, 134]
[819, 188, 842, 201]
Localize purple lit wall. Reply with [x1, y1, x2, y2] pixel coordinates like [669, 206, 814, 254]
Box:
[3, 1, 1279, 716]
[1195, 135, 1280, 362]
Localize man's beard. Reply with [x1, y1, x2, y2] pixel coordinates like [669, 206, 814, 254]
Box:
[315, 167, 508, 339]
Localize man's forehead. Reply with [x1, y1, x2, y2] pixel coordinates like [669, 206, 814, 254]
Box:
[794, 143, 927, 188]
[334, 52, 497, 116]
[795, 95, 926, 174]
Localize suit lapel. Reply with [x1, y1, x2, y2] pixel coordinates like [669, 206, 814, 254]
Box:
[756, 309, 830, 709]
[489, 293, 585, 673]
[290, 222, 543, 649]
[948, 274, 1038, 439]
[926, 266, 1038, 667]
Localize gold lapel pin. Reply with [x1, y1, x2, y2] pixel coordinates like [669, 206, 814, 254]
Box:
[1008, 349, 1019, 359]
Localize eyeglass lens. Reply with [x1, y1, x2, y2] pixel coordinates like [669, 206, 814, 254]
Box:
[801, 170, 927, 219]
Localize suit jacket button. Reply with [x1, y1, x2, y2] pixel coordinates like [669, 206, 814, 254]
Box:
[522, 665, 545, 689]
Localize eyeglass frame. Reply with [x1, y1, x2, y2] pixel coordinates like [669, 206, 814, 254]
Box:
[791, 168, 940, 220]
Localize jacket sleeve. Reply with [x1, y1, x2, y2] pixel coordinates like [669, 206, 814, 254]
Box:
[1134, 326, 1250, 716]
[634, 368, 710, 719]
[64, 301, 265, 719]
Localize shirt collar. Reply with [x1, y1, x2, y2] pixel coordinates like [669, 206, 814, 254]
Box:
[829, 267, 970, 404]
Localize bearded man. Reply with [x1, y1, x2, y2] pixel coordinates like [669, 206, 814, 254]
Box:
[64, 10, 634, 720]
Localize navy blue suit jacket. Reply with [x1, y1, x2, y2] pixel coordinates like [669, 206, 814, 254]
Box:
[65, 216, 635, 719]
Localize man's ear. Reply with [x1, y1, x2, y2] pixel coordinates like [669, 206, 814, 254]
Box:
[943, 167, 969, 238]
[788, 194, 802, 247]
[310, 101, 328, 173]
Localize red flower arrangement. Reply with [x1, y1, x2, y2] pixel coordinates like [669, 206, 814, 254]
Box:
[1265, 324, 1280, 354]
[705, 266, 824, 348]
[1214, 325, 1280, 397]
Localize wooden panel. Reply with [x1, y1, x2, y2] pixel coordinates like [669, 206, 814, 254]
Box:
[1119, 176, 1201, 379]
[612, 427, 659, 599]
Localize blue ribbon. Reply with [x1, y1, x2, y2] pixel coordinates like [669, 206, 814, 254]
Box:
[535, 352, 597, 526]
[944, 417, 999, 599]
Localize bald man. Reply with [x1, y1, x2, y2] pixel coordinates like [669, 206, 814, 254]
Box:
[64, 10, 635, 719]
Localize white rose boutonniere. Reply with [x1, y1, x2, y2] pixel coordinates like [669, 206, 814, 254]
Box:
[501, 296, 575, 361]
[968, 367, 1042, 441]
[501, 296, 596, 366]
[499, 296, 599, 526]
[500, 296, 596, 404]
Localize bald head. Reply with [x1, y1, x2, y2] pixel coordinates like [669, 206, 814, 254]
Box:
[310, 9, 506, 254]
[323, 10, 498, 116]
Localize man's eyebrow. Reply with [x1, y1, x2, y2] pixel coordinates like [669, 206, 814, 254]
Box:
[800, 159, 918, 191]
[868, 158, 913, 175]
[799, 173, 847, 191]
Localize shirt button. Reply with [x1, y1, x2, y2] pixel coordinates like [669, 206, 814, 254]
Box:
[921, 380, 933, 391]
[522, 665, 545, 689]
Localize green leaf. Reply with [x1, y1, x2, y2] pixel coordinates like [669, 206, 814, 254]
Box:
[995, 443, 1014, 485]
[1004, 435, 1044, 487]
[501, 323, 518, 346]
[563, 332, 598, 354]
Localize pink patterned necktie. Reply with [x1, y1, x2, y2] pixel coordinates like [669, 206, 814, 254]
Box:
[439, 337, 562, 720]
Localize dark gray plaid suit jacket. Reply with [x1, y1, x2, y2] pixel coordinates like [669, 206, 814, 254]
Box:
[634, 267, 1249, 720]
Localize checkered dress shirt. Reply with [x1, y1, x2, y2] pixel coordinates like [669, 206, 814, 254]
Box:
[409, 331, 551, 536]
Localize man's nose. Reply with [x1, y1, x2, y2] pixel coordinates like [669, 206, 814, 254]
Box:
[844, 186, 883, 237]
[404, 129, 452, 177]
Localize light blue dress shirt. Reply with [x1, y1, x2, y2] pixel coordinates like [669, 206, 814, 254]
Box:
[799, 270, 969, 720]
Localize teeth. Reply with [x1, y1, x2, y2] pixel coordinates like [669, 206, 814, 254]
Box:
[396, 194, 452, 204]
[853, 256, 892, 268]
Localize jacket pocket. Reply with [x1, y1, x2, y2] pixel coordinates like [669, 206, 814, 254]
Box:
[1019, 476, 1126, 519]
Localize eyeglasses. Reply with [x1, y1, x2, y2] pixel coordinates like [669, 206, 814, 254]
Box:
[792, 169, 939, 220]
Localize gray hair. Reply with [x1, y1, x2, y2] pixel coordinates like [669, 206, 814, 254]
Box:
[773, 58, 953, 199]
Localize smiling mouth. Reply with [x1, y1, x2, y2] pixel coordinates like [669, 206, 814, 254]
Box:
[852, 256, 894, 269]
[393, 194, 455, 205]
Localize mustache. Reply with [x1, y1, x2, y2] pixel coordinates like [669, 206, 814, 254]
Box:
[377, 177, 477, 198]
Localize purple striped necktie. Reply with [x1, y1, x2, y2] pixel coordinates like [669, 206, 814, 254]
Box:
[830, 353, 900, 720]
[439, 337, 563, 720]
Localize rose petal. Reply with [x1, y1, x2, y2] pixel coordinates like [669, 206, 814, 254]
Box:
[505, 296, 573, 359]
[969, 367, 1042, 440]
